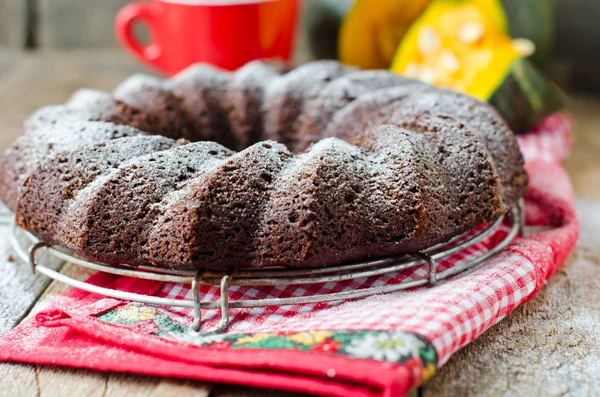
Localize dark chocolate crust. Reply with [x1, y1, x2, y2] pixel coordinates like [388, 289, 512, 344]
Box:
[0, 61, 528, 270]
[225, 61, 281, 151]
[262, 60, 356, 151]
[16, 136, 179, 244]
[296, 70, 423, 151]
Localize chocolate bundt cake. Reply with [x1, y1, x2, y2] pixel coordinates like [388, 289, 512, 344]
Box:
[0, 60, 528, 270]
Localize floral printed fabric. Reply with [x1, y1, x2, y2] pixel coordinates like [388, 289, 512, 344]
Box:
[98, 302, 438, 383]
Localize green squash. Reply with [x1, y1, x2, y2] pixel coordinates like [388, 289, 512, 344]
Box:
[490, 57, 564, 132]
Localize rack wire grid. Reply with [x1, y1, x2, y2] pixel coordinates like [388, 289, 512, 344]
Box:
[5, 199, 524, 335]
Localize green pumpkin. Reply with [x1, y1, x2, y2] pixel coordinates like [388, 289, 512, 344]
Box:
[489, 57, 564, 132]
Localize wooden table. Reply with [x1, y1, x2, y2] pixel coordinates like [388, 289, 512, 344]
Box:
[1, 50, 599, 397]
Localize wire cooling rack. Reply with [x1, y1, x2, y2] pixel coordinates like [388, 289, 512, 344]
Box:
[6, 200, 524, 335]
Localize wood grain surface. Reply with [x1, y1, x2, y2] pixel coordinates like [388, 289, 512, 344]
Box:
[0, 215, 63, 335]
[0, 50, 598, 396]
[38, 0, 129, 48]
[0, 0, 26, 48]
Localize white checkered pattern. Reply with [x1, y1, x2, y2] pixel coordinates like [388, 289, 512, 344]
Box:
[517, 114, 572, 164]
[151, 114, 571, 366]
[156, 218, 531, 365]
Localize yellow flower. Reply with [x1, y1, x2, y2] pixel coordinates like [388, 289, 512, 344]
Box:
[117, 305, 157, 321]
[234, 333, 272, 345]
[422, 362, 437, 382]
[374, 337, 406, 351]
[287, 330, 332, 346]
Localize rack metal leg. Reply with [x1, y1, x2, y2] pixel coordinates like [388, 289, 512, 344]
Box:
[190, 270, 205, 332]
[413, 252, 437, 287]
[189, 271, 232, 335]
[518, 198, 526, 237]
[28, 242, 48, 275]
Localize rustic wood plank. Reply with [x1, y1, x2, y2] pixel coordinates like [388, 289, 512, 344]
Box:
[0, 363, 38, 396]
[213, 385, 313, 397]
[0, 49, 145, 153]
[564, 96, 600, 201]
[38, 0, 130, 48]
[149, 378, 212, 397]
[2, 361, 319, 397]
[213, 385, 418, 397]
[0, 364, 216, 397]
[37, 366, 107, 397]
[0, 0, 27, 48]
[0, 211, 65, 334]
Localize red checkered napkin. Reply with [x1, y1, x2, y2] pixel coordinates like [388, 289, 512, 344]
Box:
[0, 114, 579, 397]
[518, 113, 573, 164]
[156, 221, 515, 365]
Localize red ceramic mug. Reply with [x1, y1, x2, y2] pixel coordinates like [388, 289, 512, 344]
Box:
[115, 0, 300, 76]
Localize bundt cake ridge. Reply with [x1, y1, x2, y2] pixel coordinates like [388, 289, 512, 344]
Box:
[0, 60, 528, 270]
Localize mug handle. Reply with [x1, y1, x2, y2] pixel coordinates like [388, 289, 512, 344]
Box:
[115, 2, 167, 73]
